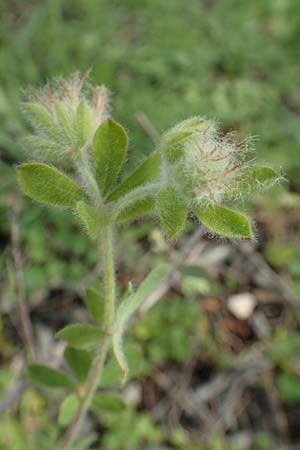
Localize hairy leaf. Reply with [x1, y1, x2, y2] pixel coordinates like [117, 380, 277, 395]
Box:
[86, 287, 104, 324]
[28, 364, 75, 389]
[116, 197, 155, 223]
[18, 163, 86, 207]
[64, 347, 92, 383]
[93, 118, 128, 195]
[54, 100, 76, 145]
[22, 102, 63, 142]
[156, 187, 188, 238]
[116, 263, 170, 327]
[57, 324, 104, 350]
[237, 166, 281, 194]
[194, 202, 252, 239]
[107, 151, 161, 202]
[76, 100, 92, 147]
[75, 201, 100, 238]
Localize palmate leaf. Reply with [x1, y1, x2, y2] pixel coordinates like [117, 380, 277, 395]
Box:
[28, 364, 76, 390]
[18, 163, 86, 207]
[93, 118, 128, 195]
[194, 202, 252, 239]
[57, 324, 104, 350]
[156, 187, 188, 238]
[107, 151, 161, 202]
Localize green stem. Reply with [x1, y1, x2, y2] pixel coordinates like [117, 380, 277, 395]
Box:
[60, 224, 116, 450]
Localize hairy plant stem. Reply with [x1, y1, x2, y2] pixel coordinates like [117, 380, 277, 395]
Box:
[60, 223, 116, 450]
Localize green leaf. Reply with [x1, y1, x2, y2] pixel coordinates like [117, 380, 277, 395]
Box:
[75, 201, 100, 238]
[22, 135, 67, 160]
[116, 263, 170, 327]
[86, 287, 104, 324]
[76, 100, 92, 147]
[58, 394, 79, 426]
[64, 347, 92, 382]
[57, 324, 104, 350]
[93, 118, 128, 195]
[101, 343, 147, 387]
[27, 364, 75, 389]
[92, 392, 126, 413]
[18, 163, 86, 207]
[107, 151, 161, 202]
[22, 102, 63, 142]
[54, 101, 76, 145]
[194, 202, 252, 239]
[156, 187, 188, 238]
[116, 197, 155, 223]
[112, 332, 128, 382]
[237, 166, 281, 194]
[277, 374, 300, 405]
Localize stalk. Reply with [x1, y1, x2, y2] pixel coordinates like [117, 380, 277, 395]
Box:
[60, 224, 116, 450]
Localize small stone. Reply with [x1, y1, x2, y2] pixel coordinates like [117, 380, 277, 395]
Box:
[227, 292, 256, 320]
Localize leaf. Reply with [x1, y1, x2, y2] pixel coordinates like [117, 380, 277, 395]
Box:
[75, 201, 100, 238]
[54, 101, 76, 145]
[64, 347, 92, 382]
[194, 202, 252, 239]
[112, 332, 128, 382]
[58, 394, 79, 426]
[277, 374, 300, 405]
[22, 102, 63, 142]
[92, 392, 126, 413]
[101, 342, 147, 387]
[237, 166, 281, 194]
[107, 151, 161, 202]
[116, 197, 155, 223]
[76, 100, 92, 147]
[22, 135, 67, 160]
[156, 187, 188, 238]
[93, 118, 128, 195]
[57, 324, 104, 350]
[116, 263, 170, 327]
[18, 163, 86, 207]
[27, 364, 75, 389]
[85, 287, 104, 324]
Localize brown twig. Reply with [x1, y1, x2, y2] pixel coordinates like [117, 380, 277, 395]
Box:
[10, 198, 35, 358]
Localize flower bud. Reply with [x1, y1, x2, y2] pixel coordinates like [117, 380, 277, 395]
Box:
[21, 72, 109, 161]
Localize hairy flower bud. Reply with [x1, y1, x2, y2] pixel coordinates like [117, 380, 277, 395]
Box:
[21, 71, 109, 161]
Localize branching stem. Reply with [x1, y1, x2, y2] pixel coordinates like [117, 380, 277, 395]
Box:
[60, 224, 116, 450]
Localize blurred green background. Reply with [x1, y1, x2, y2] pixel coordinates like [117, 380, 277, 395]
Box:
[1, 1, 300, 449]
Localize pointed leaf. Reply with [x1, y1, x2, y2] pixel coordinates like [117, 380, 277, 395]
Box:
[64, 347, 92, 382]
[54, 101, 76, 145]
[22, 135, 67, 160]
[93, 118, 128, 195]
[85, 287, 104, 324]
[194, 202, 252, 239]
[22, 102, 63, 142]
[18, 163, 86, 207]
[237, 166, 281, 194]
[156, 187, 188, 238]
[116, 197, 155, 223]
[28, 364, 76, 389]
[57, 324, 104, 350]
[58, 394, 79, 426]
[107, 151, 161, 202]
[112, 332, 128, 382]
[116, 263, 170, 328]
[76, 100, 92, 147]
[76, 201, 100, 238]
